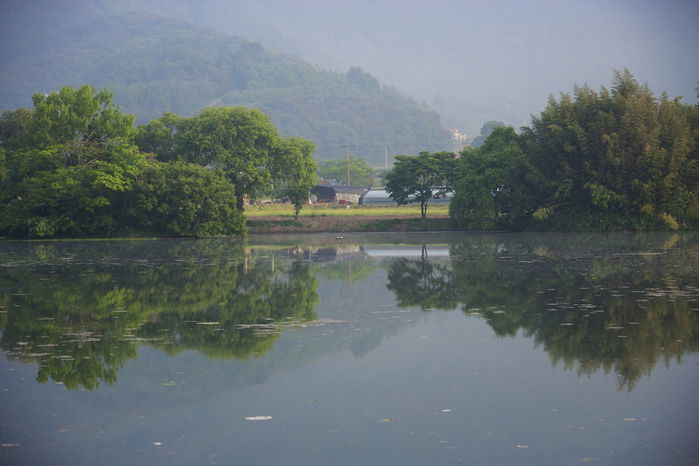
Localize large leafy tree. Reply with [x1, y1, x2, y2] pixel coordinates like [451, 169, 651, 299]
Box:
[450, 126, 532, 229]
[272, 137, 318, 218]
[451, 70, 699, 231]
[119, 162, 246, 237]
[520, 69, 698, 229]
[0, 85, 146, 237]
[1, 86, 248, 238]
[384, 151, 456, 218]
[136, 107, 318, 213]
[176, 107, 278, 210]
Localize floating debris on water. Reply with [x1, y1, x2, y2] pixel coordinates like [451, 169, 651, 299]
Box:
[245, 416, 272, 421]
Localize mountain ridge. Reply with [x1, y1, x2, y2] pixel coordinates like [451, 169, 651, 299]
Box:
[0, 9, 452, 164]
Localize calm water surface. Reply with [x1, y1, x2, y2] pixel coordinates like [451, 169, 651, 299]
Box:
[1, 232, 698, 465]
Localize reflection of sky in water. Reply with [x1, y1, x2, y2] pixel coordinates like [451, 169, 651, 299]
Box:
[0, 233, 698, 465]
[363, 246, 450, 257]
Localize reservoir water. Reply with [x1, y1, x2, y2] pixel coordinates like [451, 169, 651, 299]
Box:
[1, 232, 697, 465]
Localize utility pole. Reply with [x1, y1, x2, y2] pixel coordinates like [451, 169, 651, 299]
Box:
[384, 143, 389, 169]
[338, 141, 356, 185]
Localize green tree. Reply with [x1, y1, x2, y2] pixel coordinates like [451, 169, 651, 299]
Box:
[384, 151, 456, 218]
[120, 162, 245, 237]
[520, 69, 698, 230]
[138, 107, 318, 213]
[175, 107, 279, 210]
[0, 108, 34, 148]
[272, 137, 318, 218]
[0, 85, 147, 237]
[26, 85, 135, 149]
[450, 70, 699, 231]
[133, 112, 182, 160]
[450, 126, 532, 229]
[317, 155, 379, 187]
[470, 120, 506, 148]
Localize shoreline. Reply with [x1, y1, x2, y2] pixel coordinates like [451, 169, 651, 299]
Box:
[246, 214, 458, 234]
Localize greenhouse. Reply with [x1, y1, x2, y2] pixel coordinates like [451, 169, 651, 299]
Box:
[359, 189, 453, 205]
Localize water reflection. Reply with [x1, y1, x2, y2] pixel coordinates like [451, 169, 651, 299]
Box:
[386, 233, 699, 390]
[1, 233, 698, 393]
[0, 240, 318, 389]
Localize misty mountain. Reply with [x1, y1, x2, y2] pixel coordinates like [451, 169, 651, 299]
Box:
[0, 7, 451, 164]
[43, 0, 693, 135]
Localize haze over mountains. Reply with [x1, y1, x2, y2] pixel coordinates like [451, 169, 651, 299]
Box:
[0, 2, 451, 164]
[1, 0, 697, 162]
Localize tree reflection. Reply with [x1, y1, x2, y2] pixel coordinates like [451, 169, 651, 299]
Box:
[387, 234, 699, 390]
[0, 240, 318, 390]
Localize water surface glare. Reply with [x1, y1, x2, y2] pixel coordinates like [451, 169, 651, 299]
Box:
[1, 232, 697, 465]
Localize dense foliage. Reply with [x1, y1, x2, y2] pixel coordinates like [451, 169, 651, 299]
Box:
[451, 71, 699, 231]
[0, 85, 315, 238]
[469, 120, 506, 148]
[0, 12, 452, 165]
[385, 151, 456, 218]
[135, 107, 318, 213]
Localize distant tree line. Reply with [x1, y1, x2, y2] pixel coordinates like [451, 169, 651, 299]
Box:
[0, 85, 317, 238]
[385, 70, 699, 230]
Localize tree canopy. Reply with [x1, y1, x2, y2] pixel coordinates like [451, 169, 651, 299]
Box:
[384, 151, 456, 218]
[450, 70, 699, 231]
[0, 85, 267, 238]
[135, 107, 318, 212]
[470, 120, 506, 148]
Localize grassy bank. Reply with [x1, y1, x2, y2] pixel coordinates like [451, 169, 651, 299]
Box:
[245, 204, 450, 217]
[245, 204, 456, 233]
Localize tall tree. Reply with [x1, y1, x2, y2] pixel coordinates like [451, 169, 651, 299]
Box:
[137, 107, 318, 212]
[451, 70, 699, 231]
[175, 107, 278, 210]
[384, 151, 456, 218]
[0, 85, 146, 237]
[272, 137, 318, 218]
[450, 126, 531, 229]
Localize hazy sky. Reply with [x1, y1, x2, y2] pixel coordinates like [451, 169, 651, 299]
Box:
[2, 0, 697, 133]
[157, 0, 698, 132]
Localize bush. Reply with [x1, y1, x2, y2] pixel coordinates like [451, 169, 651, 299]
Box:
[120, 162, 245, 237]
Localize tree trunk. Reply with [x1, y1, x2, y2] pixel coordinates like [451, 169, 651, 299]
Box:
[236, 194, 245, 212]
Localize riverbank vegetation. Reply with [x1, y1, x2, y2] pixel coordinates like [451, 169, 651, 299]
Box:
[448, 70, 699, 231]
[0, 85, 316, 238]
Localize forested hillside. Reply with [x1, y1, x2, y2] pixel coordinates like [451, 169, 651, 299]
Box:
[0, 11, 451, 165]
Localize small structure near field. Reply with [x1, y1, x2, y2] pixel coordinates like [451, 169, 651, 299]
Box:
[360, 189, 453, 205]
[310, 183, 368, 204]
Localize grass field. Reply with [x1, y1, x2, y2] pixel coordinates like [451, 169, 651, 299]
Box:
[245, 204, 450, 217]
